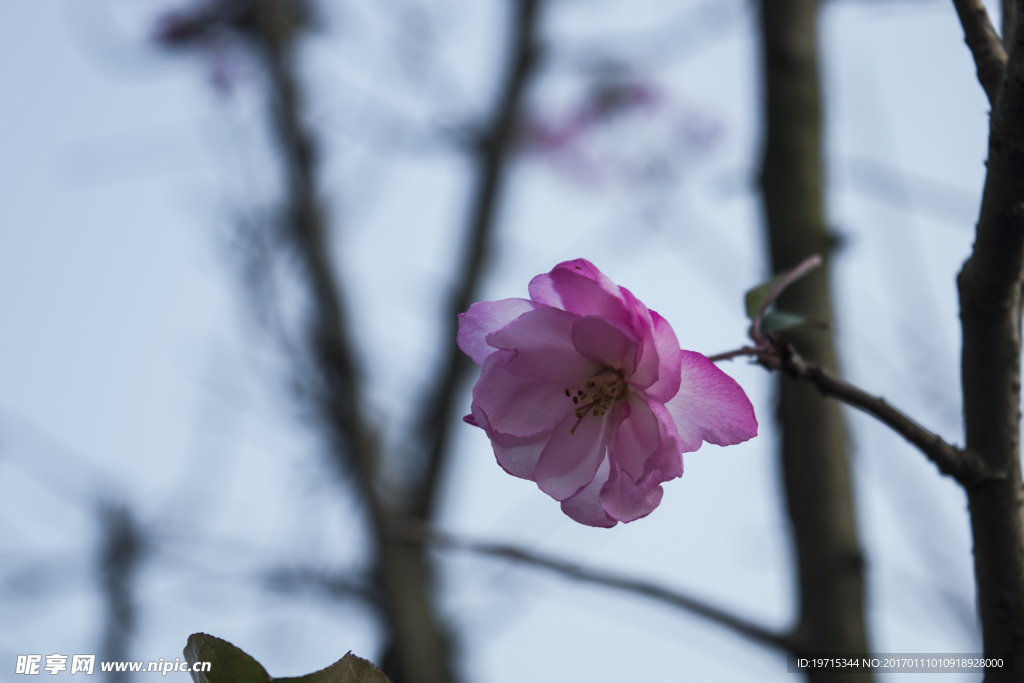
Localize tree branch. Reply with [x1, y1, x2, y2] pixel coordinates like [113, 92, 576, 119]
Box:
[246, 3, 455, 681]
[264, 566, 386, 612]
[953, 0, 1024, 668]
[757, 1, 871, 666]
[399, 522, 793, 654]
[98, 504, 144, 682]
[413, 0, 544, 520]
[1003, 0, 1016, 49]
[763, 344, 988, 487]
[951, 0, 1007, 104]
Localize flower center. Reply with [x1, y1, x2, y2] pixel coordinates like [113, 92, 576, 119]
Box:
[564, 370, 626, 434]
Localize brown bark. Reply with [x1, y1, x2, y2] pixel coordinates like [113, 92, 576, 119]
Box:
[957, 0, 1024, 677]
[952, 0, 1008, 104]
[752, 345, 984, 485]
[757, 1, 872, 679]
[1005, 0, 1017, 50]
[248, 3, 455, 682]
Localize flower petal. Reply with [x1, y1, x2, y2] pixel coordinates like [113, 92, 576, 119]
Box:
[473, 350, 574, 437]
[641, 311, 682, 402]
[493, 430, 550, 480]
[560, 458, 617, 527]
[619, 287, 659, 388]
[644, 399, 684, 480]
[458, 298, 539, 365]
[610, 394, 659, 480]
[528, 259, 632, 326]
[571, 316, 639, 373]
[665, 351, 758, 452]
[599, 465, 664, 523]
[486, 307, 601, 386]
[535, 408, 614, 501]
[469, 403, 548, 480]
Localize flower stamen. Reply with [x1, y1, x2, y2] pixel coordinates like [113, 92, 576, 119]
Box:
[566, 369, 625, 434]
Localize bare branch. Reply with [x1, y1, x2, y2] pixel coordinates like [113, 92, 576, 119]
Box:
[713, 339, 988, 486]
[951, 0, 1007, 104]
[955, 0, 1024, 662]
[244, 2, 456, 681]
[414, 0, 544, 520]
[264, 567, 385, 611]
[766, 345, 988, 487]
[758, 0, 870, 663]
[98, 504, 145, 679]
[707, 346, 761, 363]
[399, 522, 793, 654]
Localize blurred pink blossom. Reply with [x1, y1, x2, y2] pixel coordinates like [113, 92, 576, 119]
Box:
[152, 0, 309, 92]
[518, 76, 721, 189]
[458, 259, 757, 527]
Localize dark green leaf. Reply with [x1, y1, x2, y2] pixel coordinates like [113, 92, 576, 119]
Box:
[759, 311, 827, 335]
[760, 311, 806, 335]
[184, 634, 269, 683]
[277, 654, 391, 683]
[183, 634, 391, 683]
[744, 255, 824, 321]
[744, 272, 788, 320]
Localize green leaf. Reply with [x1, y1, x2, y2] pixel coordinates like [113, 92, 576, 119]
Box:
[184, 634, 270, 683]
[744, 255, 824, 321]
[744, 272, 788, 320]
[759, 311, 827, 335]
[759, 311, 807, 335]
[277, 654, 392, 683]
[183, 634, 391, 683]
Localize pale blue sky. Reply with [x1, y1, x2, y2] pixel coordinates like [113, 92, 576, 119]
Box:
[0, 0, 995, 680]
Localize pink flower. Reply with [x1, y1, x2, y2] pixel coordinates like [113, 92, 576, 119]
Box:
[458, 259, 757, 527]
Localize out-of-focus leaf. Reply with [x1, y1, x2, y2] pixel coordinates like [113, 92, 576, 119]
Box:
[744, 255, 824, 321]
[183, 634, 391, 683]
[760, 311, 828, 335]
[744, 273, 788, 320]
[760, 311, 806, 334]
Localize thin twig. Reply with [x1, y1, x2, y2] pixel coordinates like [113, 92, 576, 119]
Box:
[770, 344, 988, 487]
[709, 341, 988, 486]
[712, 251, 988, 488]
[414, 0, 544, 520]
[264, 567, 386, 611]
[951, 0, 1007, 104]
[707, 346, 761, 363]
[399, 522, 793, 654]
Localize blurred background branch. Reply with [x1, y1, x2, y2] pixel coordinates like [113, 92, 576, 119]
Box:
[412, 0, 544, 521]
[757, 0, 872, 676]
[98, 504, 145, 682]
[401, 522, 794, 653]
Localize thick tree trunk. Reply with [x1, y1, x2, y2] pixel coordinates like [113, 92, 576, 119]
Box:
[757, 1, 872, 679]
[958, 2, 1024, 677]
[251, 4, 456, 682]
[1004, 0, 1016, 47]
